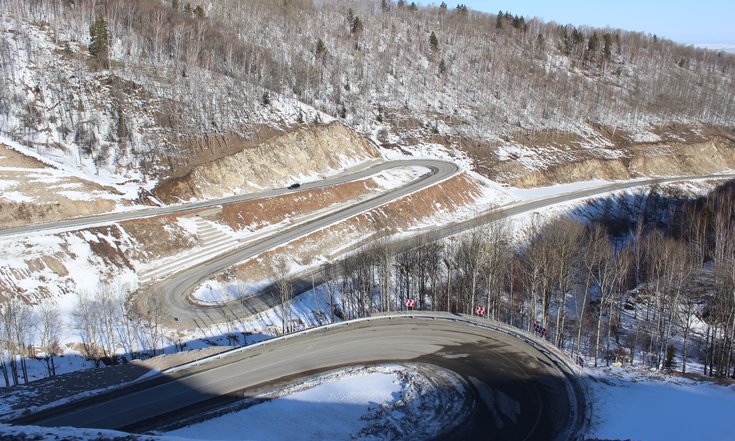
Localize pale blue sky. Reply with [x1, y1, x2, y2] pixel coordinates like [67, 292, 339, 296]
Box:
[416, 1, 735, 45]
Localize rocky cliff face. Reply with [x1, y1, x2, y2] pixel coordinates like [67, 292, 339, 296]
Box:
[511, 137, 735, 187]
[154, 124, 380, 202]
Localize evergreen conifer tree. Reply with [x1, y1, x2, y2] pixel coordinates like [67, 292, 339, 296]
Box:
[535, 33, 545, 51]
[429, 31, 439, 52]
[347, 8, 354, 25]
[512, 15, 525, 30]
[315, 38, 327, 61]
[572, 28, 584, 46]
[88, 17, 110, 69]
[603, 33, 613, 61]
[587, 32, 600, 60]
[351, 16, 363, 35]
[116, 110, 128, 143]
[194, 5, 205, 19]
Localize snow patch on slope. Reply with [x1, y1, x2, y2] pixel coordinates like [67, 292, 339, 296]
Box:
[586, 367, 735, 441]
[378, 142, 474, 171]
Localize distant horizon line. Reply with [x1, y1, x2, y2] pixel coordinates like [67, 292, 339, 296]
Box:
[693, 43, 735, 53]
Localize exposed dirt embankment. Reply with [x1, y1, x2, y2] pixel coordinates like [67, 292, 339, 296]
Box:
[154, 123, 380, 203]
[224, 172, 486, 282]
[0, 144, 130, 229]
[512, 137, 735, 188]
[220, 177, 383, 231]
[119, 173, 392, 265]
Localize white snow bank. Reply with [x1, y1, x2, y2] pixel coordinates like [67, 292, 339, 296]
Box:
[629, 131, 662, 143]
[191, 280, 270, 305]
[169, 371, 400, 441]
[0, 190, 35, 202]
[587, 367, 735, 441]
[507, 179, 611, 201]
[0, 424, 150, 441]
[370, 165, 430, 189]
[167, 364, 469, 441]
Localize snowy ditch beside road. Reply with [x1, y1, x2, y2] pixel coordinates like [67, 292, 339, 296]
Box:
[164, 363, 471, 441]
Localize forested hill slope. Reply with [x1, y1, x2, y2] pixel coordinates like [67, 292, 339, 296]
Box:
[1, 0, 733, 188]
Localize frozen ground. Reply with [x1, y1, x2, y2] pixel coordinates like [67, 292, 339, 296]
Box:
[166, 364, 469, 441]
[585, 367, 735, 441]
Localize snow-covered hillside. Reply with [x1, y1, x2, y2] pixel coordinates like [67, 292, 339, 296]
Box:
[0, 1, 733, 437]
[0, 11, 336, 184]
[1, 0, 733, 189]
[696, 44, 735, 54]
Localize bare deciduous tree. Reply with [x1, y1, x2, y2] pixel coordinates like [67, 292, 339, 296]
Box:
[37, 301, 62, 377]
[275, 258, 294, 334]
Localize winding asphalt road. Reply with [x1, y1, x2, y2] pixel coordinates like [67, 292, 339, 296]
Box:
[17, 314, 585, 441]
[0, 159, 454, 239]
[135, 159, 458, 328]
[140, 170, 735, 330]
